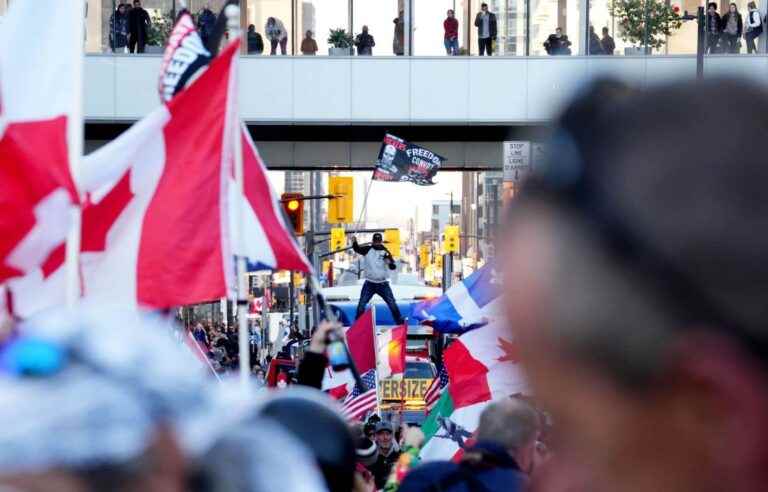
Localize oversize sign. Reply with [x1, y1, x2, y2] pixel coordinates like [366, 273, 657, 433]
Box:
[380, 378, 433, 401]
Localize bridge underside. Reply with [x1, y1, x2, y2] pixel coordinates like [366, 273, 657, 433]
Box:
[85, 123, 549, 171]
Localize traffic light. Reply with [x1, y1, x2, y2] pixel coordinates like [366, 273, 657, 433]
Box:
[443, 225, 460, 254]
[418, 244, 430, 268]
[328, 176, 354, 224]
[384, 228, 401, 259]
[435, 254, 443, 269]
[330, 227, 346, 253]
[280, 192, 304, 235]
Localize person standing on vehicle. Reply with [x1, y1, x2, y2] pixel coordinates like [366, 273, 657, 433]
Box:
[352, 233, 404, 324]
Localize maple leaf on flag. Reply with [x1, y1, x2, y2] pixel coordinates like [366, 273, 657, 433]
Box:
[496, 337, 519, 363]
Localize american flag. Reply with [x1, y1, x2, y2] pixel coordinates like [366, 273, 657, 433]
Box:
[425, 360, 449, 413]
[342, 369, 378, 421]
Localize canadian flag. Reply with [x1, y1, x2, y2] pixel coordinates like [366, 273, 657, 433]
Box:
[376, 324, 407, 379]
[322, 308, 376, 399]
[0, 0, 81, 286]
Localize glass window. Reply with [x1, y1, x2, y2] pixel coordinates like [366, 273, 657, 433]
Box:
[405, 361, 436, 379]
[413, 0, 456, 56]
[296, 0, 349, 56]
[530, 0, 580, 55]
[247, 0, 293, 55]
[352, 0, 401, 56]
[468, 0, 530, 56]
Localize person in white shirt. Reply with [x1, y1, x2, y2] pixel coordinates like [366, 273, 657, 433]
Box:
[745, 1, 762, 53]
[265, 16, 288, 55]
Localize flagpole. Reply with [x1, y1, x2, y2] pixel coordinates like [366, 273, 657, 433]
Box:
[372, 305, 382, 417]
[65, 0, 86, 308]
[353, 178, 374, 233]
[224, 3, 250, 390]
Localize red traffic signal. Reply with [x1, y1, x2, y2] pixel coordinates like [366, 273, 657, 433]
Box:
[281, 192, 304, 235]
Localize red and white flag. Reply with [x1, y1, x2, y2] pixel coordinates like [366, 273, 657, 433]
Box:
[419, 320, 528, 462]
[322, 308, 376, 399]
[0, 0, 81, 289]
[377, 324, 407, 380]
[71, 42, 241, 309]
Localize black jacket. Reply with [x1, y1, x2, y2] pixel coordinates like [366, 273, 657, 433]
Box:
[588, 31, 604, 54]
[399, 441, 528, 492]
[707, 12, 723, 34]
[247, 31, 264, 53]
[474, 12, 498, 39]
[544, 34, 572, 55]
[351, 241, 397, 270]
[368, 449, 402, 490]
[355, 33, 376, 55]
[721, 12, 744, 37]
[601, 34, 616, 55]
[128, 7, 151, 37]
[297, 351, 327, 389]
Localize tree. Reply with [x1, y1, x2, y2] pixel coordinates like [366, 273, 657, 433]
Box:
[610, 0, 682, 50]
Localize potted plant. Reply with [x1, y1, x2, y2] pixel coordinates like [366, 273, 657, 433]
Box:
[610, 0, 682, 55]
[327, 28, 353, 56]
[146, 10, 174, 53]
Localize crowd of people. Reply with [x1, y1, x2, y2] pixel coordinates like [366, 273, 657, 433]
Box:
[706, 1, 764, 53]
[4, 70, 768, 492]
[105, 1, 768, 57]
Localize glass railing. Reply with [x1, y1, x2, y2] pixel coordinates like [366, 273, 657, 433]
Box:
[65, 0, 768, 57]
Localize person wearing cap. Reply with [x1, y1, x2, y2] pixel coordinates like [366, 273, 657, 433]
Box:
[502, 78, 768, 491]
[352, 233, 404, 324]
[367, 420, 401, 489]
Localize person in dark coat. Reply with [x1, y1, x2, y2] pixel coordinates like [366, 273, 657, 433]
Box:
[127, 0, 151, 53]
[588, 25, 604, 54]
[109, 3, 130, 53]
[706, 2, 723, 53]
[197, 3, 217, 47]
[400, 398, 541, 492]
[247, 24, 264, 54]
[544, 27, 572, 55]
[474, 3, 498, 56]
[601, 26, 616, 55]
[367, 421, 401, 490]
[355, 25, 376, 55]
[720, 2, 743, 53]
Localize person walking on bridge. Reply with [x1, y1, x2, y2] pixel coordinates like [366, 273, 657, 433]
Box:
[352, 233, 404, 324]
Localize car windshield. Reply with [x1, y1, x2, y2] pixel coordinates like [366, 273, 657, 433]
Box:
[405, 361, 435, 379]
[394, 273, 424, 286]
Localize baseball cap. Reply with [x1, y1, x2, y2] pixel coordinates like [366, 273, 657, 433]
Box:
[375, 421, 394, 433]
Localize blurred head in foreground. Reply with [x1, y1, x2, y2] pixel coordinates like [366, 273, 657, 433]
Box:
[503, 79, 768, 492]
[0, 306, 326, 492]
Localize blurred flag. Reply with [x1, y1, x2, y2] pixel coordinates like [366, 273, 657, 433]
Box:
[341, 369, 378, 421]
[413, 262, 501, 334]
[376, 323, 406, 380]
[424, 358, 449, 413]
[419, 321, 527, 462]
[234, 126, 311, 272]
[0, 0, 81, 289]
[322, 308, 376, 398]
[74, 42, 241, 309]
[158, 11, 212, 103]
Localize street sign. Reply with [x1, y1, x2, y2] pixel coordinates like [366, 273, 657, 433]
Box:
[502, 141, 531, 182]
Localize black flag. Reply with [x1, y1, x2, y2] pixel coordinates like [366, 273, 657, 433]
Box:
[372, 134, 443, 186]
